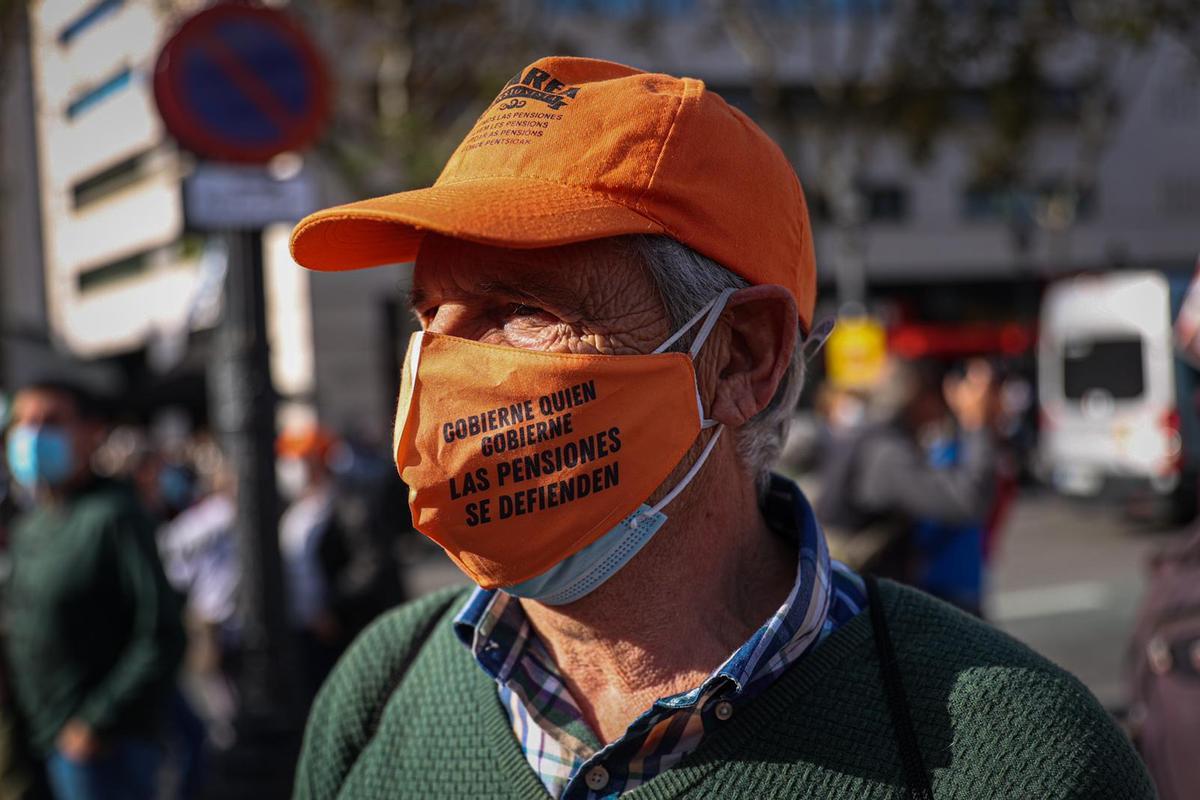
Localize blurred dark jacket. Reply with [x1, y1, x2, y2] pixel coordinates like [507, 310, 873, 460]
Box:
[816, 422, 994, 581]
[2, 478, 184, 756]
[318, 478, 407, 639]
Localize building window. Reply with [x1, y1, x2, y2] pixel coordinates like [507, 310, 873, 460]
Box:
[962, 181, 1095, 223]
[809, 183, 909, 223]
[71, 151, 151, 209]
[65, 68, 132, 120]
[864, 184, 907, 222]
[962, 184, 1012, 221]
[58, 0, 125, 46]
[78, 249, 149, 293]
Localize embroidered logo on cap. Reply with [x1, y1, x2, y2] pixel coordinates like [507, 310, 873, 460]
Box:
[461, 67, 581, 153]
[490, 67, 581, 111]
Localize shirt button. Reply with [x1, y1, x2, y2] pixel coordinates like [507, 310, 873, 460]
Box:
[584, 764, 610, 791]
[714, 701, 734, 721]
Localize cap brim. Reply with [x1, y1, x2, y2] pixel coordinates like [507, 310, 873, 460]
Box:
[290, 176, 667, 271]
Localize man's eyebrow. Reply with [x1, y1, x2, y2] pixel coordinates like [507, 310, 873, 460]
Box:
[475, 280, 578, 311]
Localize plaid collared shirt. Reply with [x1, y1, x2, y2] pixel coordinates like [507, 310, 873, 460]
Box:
[454, 475, 867, 799]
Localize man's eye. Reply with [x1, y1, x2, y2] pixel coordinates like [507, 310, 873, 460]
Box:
[507, 303, 544, 318]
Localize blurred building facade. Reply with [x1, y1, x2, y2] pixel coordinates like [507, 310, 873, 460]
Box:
[8, 0, 320, 429]
[28, 0, 198, 357]
[3, 0, 1198, 438]
[550, 4, 1200, 327]
[297, 0, 1200, 429]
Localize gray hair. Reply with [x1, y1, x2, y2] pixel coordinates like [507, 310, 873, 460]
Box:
[624, 235, 806, 494]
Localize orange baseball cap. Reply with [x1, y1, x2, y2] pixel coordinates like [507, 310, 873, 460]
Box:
[290, 56, 817, 331]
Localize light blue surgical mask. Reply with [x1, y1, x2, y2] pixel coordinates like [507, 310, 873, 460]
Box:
[6, 425, 75, 491]
[502, 504, 670, 604]
[504, 290, 733, 605]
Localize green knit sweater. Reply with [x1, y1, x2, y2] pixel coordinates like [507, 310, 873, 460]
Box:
[4, 478, 184, 756]
[294, 581, 1153, 799]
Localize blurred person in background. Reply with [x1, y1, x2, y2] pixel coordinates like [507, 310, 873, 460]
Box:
[816, 358, 999, 597]
[276, 425, 342, 702]
[818, 383, 868, 435]
[909, 359, 1018, 615]
[982, 371, 1029, 564]
[313, 432, 407, 641]
[0, 395, 43, 800]
[287, 57, 1150, 799]
[130, 445, 209, 800]
[2, 380, 184, 800]
[774, 382, 867, 480]
[277, 425, 408, 704]
[811, 383, 869, 466]
[907, 373, 988, 617]
[157, 437, 241, 752]
[133, 449, 200, 528]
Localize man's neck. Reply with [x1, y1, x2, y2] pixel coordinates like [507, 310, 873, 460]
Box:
[519, 463, 797, 744]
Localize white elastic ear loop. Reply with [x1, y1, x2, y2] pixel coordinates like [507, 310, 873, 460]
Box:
[646, 425, 724, 517]
[408, 331, 425, 384]
[652, 288, 737, 424]
[801, 317, 835, 364]
[653, 288, 737, 356]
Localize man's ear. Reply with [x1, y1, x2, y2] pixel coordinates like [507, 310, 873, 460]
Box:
[709, 285, 799, 427]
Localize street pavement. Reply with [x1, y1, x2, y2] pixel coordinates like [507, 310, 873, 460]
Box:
[402, 486, 1195, 712]
[987, 489, 1193, 711]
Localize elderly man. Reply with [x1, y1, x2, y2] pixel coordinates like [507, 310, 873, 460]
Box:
[289, 58, 1150, 799]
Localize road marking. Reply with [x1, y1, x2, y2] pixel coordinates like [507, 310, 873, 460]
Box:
[989, 581, 1112, 621]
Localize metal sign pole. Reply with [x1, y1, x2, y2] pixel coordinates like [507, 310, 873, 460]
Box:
[206, 228, 299, 796]
[153, 7, 329, 791]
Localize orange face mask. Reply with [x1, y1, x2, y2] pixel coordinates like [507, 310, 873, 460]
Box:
[393, 290, 733, 594]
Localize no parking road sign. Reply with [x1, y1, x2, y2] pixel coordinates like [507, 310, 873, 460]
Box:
[153, 3, 330, 163]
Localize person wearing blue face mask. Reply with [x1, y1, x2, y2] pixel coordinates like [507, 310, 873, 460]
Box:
[2, 380, 185, 800]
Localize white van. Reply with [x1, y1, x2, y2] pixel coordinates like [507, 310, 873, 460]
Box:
[1038, 271, 1198, 520]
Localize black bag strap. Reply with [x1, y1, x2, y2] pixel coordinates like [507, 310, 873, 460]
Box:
[866, 575, 935, 800]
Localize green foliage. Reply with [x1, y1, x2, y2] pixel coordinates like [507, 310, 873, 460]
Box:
[719, 0, 1197, 190]
[293, 0, 559, 196]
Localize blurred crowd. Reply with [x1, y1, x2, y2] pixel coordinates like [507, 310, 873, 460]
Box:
[795, 352, 1200, 799]
[784, 354, 1031, 618]
[0, 362, 1195, 798]
[0, 380, 415, 800]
